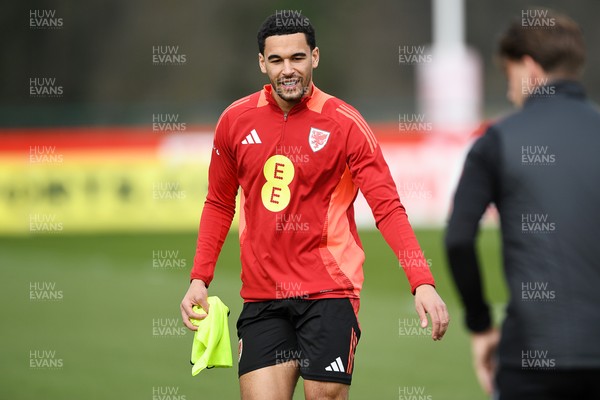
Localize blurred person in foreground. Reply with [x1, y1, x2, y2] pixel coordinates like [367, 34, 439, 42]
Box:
[180, 12, 448, 400]
[445, 10, 600, 400]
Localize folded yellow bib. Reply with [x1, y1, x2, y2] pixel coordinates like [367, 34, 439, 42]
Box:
[190, 296, 232, 376]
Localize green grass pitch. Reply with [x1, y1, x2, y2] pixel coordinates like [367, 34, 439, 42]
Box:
[0, 228, 505, 399]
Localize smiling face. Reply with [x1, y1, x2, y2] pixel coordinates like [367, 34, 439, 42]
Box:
[259, 33, 319, 112]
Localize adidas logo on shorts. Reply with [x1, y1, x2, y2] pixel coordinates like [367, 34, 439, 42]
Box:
[325, 356, 345, 372]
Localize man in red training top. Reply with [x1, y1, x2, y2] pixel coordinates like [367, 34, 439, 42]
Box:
[181, 12, 449, 400]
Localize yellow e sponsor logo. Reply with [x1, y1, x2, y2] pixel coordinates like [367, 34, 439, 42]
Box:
[261, 155, 295, 212]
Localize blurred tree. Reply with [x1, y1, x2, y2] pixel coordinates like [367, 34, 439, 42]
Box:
[1, 0, 598, 127]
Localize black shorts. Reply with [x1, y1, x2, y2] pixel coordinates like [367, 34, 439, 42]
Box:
[495, 366, 600, 400]
[236, 298, 361, 385]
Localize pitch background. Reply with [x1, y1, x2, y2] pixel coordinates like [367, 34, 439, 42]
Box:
[0, 229, 505, 399]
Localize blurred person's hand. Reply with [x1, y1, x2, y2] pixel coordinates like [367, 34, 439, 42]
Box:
[414, 284, 450, 341]
[471, 328, 500, 395]
[180, 279, 210, 331]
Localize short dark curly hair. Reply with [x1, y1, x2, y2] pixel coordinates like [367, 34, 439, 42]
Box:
[257, 11, 316, 54]
[498, 10, 585, 77]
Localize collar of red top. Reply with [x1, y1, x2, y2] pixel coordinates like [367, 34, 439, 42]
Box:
[262, 83, 319, 114]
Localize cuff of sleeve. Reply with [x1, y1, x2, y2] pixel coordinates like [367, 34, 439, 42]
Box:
[410, 279, 436, 295]
[190, 272, 212, 288]
[465, 306, 492, 333]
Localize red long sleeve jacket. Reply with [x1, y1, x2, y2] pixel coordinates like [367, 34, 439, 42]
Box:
[191, 84, 434, 301]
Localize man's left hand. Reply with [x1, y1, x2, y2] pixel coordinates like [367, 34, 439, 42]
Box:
[414, 284, 450, 341]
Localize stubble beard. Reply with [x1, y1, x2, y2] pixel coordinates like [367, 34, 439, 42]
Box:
[273, 73, 311, 104]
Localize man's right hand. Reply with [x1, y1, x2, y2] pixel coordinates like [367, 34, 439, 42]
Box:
[180, 279, 210, 331]
[471, 327, 500, 395]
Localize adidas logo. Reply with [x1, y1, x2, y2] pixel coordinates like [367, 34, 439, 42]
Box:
[241, 129, 262, 145]
[325, 356, 345, 372]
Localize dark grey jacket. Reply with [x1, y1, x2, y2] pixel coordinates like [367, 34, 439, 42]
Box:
[446, 80, 600, 368]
